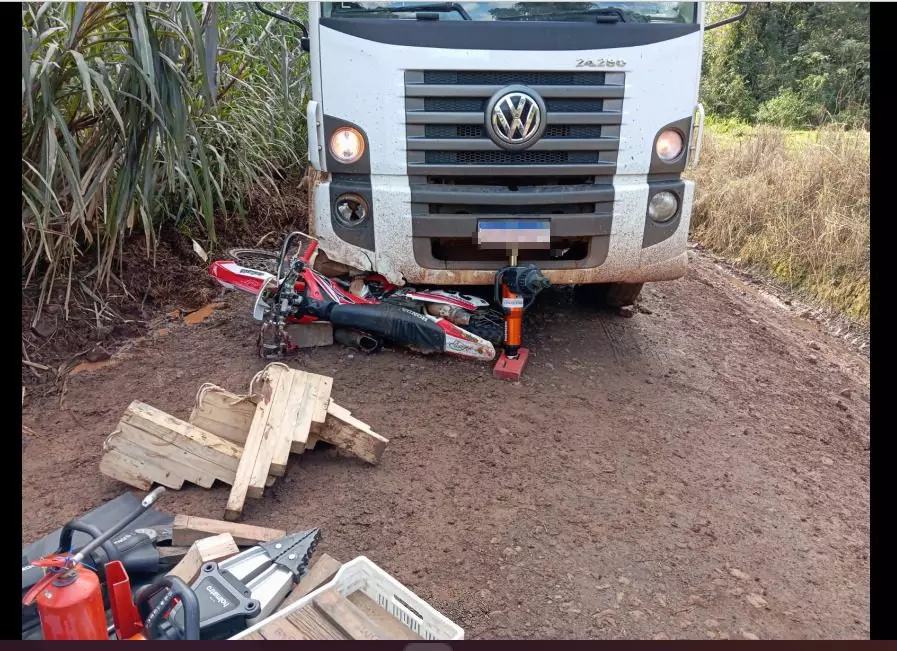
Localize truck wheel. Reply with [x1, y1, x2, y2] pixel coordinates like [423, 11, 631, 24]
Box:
[604, 282, 644, 307]
[574, 282, 643, 308]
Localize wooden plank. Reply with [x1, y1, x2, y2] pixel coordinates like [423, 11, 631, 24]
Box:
[238, 631, 265, 640]
[114, 425, 221, 487]
[315, 400, 388, 465]
[167, 533, 239, 584]
[157, 546, 190, 567]
[225, 366, 286, 520]
[189, 388, 256, 445]
[281, 553, 343, 608]
[100, 448, 185, 490]
[305, 435, 318, 451]
[248, 370, 295, 497]
[120, 401, 243, 471]
[259, 618, 307, 640]
[285, 606, 348, 640]
[309, 379, 334, 434]
[347, 592, 424, 640]
[99, 450, 155, 491]
[278, 372, 317, 468]
[313, 588, 388, 640]
[172, 515, 286, 547]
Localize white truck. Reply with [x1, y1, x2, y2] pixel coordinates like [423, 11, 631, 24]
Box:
[260, 1, 745, 306]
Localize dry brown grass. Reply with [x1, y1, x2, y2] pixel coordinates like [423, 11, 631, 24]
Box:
[691, 125, 870, 323]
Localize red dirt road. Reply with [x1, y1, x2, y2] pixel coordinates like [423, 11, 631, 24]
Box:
[22, 251, 869, 640]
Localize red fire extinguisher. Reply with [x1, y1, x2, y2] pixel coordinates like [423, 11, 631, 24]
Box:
[22, 487, 166, 640]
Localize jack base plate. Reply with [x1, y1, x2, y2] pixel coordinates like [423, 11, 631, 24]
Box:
[493, 348, 529, 380]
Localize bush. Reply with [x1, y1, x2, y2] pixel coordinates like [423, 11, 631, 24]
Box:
[691, 126, 870, 323]
[755, 89, 824, 129]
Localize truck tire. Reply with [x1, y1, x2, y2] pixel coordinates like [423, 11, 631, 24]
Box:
[604, 282, 644, 307]
[574, 282, 644, 308]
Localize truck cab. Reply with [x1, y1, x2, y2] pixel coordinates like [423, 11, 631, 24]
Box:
[303, 2, 706, 298]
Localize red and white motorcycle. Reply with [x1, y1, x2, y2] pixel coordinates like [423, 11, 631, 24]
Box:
[209, 232, 503, 361]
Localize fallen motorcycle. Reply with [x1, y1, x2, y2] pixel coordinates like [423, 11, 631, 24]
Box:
[209, 232, 503, 362]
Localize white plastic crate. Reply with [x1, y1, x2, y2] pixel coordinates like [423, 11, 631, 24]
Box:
[231, 556, 464, 640]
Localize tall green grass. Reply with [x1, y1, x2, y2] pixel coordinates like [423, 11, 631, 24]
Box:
[22, 2, 309, 322]
[691, 125, 870, 323]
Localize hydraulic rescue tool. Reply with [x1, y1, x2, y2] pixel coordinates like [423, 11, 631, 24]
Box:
[492, 249, 550, 380]
[22, 485, 321, 640]
[163, 528, 321, 639]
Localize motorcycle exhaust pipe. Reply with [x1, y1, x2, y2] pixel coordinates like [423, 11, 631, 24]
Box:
[425, 303, 471, 325]
[334, 328, 382, 354]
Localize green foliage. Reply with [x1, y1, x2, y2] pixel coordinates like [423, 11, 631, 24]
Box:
[22, 1, 308, 316]
[701, 3, 869, 129]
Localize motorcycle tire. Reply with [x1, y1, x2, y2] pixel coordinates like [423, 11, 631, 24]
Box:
[227, 248, 284, 275]
[463, 308, 505, 346]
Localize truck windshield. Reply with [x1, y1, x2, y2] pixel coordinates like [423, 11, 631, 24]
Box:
[324, 2, 699, 24]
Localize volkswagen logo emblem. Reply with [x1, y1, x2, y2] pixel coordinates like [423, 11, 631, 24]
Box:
[485, 86, 547, 151]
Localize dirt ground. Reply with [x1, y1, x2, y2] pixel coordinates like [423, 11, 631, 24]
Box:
[21, 250, 870, 640]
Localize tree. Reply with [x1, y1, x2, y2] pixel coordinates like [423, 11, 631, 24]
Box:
[701, 3, 869, 129]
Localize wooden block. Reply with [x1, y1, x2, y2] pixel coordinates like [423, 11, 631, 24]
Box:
[157, 546, 190, 567]
[248, 370, 296, 496]
[281, 553, 343, 608]
[189, 388, 256, 445]
[111, 427, 219, 488]
[276, 372, 316, 469]
[285, 322, 334, 348]
[285, 606, 348, 640]
[347, 592, 423, 640]
[167, 533, 239, 584]
[259, 618, 306, 640]
[172, 515, 286, 547]
[315, 400, 388, 465]
[120, 402, 243, 473]
[278, 371, 333, 466]
[100, 448, 184, 491]
[226, 366, 287, 520]
[309, 379, 334, 434]
[313, 588, 388, 640]
[239, 631, 265, 640]
[305, 435, 318, 451]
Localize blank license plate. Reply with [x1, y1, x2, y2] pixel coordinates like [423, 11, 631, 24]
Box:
[477, 220, 550, 249]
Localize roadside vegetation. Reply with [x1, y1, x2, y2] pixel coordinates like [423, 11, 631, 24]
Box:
[22, 2, 309, 323]
[691, 125, 869, 323]
[692, 2, 869, 323]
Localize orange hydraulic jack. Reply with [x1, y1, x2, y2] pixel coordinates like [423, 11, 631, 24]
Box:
[493, 250, 550, 381]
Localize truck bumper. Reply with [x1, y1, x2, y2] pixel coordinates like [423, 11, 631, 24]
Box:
[310, 173, 693, 287]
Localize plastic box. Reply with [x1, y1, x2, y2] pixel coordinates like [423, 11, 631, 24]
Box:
[231, 556, 464, 640]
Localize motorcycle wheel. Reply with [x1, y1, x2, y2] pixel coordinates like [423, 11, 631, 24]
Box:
[463, 308, 505, 346]
[227, 248, 284, 275]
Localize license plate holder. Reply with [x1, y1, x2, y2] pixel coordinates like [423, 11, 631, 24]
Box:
[477, 220, 551, 249]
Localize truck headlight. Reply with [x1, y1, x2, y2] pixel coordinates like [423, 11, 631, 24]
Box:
[329, 127, 365, 164]
[648, 191, 679, 223]
[655, 129, 684, 162]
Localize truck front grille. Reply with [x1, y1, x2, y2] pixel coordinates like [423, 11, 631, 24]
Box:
[405, 68, 624, 178]
[405, 69, 623, 267]
[424, 124, 604, 139]
[422, 70, 608, 86]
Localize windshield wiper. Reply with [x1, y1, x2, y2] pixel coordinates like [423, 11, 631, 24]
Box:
[335, 3, 472, 20]
[502, 7, 649, 24]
